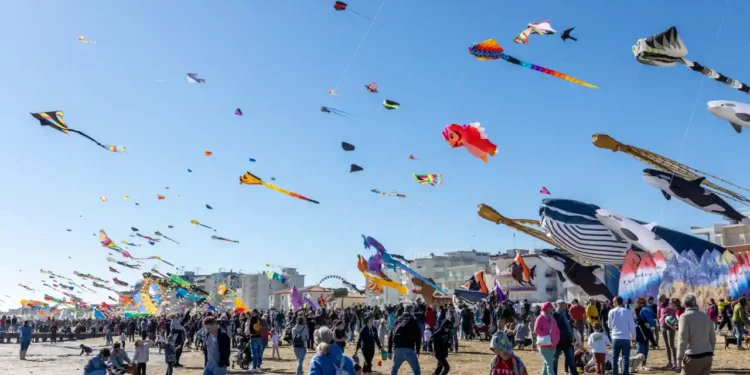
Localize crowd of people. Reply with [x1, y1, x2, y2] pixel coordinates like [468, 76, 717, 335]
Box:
[2, 292, 749, 375]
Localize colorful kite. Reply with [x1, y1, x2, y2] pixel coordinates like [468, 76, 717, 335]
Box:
[333, 1, 380, 24]
[31, 111, 126, 152]
[321, 106, 354, 118]
[100, 230, 124, 252]
[187, 73, 205, 83]
[633, 27, 750, 95]
[561, 27, 577, 42]
[383, 100, 400, 110]
[190, 219, 214, 230]
[365, 82, 378, 93]
[514, 21, 556, 44]
[211, 235, 239, 243]
[350, 164, 363, 173]
[235, 108, 243, 116]
[77, 35, 96, 44]
[136, 233, 160, 242]
[540, 186, 551, 195]
[107, 257, 140, 270]
[442, 122, 497, 162]
[112, 278, 129, 287]
[204, 151, 213, 156]
[413, 173, 442, 186]
[120, 241, 141, 247]
[362, 235, 447, 294]
[154, 231, 179, 244]
[371, 189, 408, 199]
[327, 88, 340, 96]
[341, 142, 355, 151]
[468, 39, 598, 89]
[266, 271, 287, 284]
[239, 171, 320, 204]
[157, 194, 165, 200]
[408, 154, 419, 160]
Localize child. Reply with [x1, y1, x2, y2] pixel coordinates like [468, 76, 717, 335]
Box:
[513, 319, 532, 349]
[587, 323, 610, 375]
[105, 327, 113, 346]
[157, 331, 167, 354]
[79, 344, 93, 356]
[133, 339, 152, 375]
[119, 329, 127, 349]
[271, 328, 281, 360]
[489, 330, 528, 375]
[163, 335, 176, 375]
[429, 320, 453, 375]
[378, 319, 387, 348]
[422, 324, 433, 352]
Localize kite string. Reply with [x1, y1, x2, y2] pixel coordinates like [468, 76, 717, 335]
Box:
[333, 0, 387, 91]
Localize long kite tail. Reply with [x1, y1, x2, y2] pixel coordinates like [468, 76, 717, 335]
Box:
[260, 181, 320, 204]
[67, 129, 126, 152]
[199, 223, 214, 230]
[329, 108, 355, 118]
[499, 52, 598, 89]
[163, 236, 180, 244]
[682, 58, 750, 94]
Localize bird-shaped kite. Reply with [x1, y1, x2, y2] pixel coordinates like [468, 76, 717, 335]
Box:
[321, 106, 354, 118]
[186, 73, 205, 83]
[442, 122, 497, 162]
[350, 164, 364, 173]
[190, 219, 215, 230]
[514, 21, 556, 44]
[239, 172, 320, 204]
[211, 235, 240, 244]
[31, 111, 125, 152]
[633, 26, 750, 95]
[561, 28, 577, 42]
[469, 39, 598, 89]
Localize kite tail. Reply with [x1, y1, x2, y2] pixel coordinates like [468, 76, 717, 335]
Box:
[500, 52, 598, 89]
[199, 224, 214, 229]
[330, 108, 355, 118]
[67, 129, 125, 152]
[683, 58, 750, 94]
[160, 260, 175, 267]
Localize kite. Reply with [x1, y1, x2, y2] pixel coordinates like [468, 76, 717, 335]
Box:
[100, 230, 124, 252]
[187, 169, 192, 173]
[327, 88, 340, 96]
[136, 233, 160, 242]
[157, 194, 165, 200]
[108, 297, 117, 302]
[154, 231, 179, 244]
[350, 164, 363, 173]
[239, 171, 320, 204]
[66, 229, 72, 232]
[131, 227, 139, 232]
[147, 256, 174, 267]
[442, 122, 497, 162]
[112, 278, 129, 287]
[77, 35, 96, 44]
[321, 106, 354, 118]
[120, 240, 141, 247]
[248, 158, 256, 162]
[371, 189, 409, 199]
[187, 73, 205, 83]
[514, 21, 556, 44]
[383, 100, 399, 110]
[123, 195, 130, 199]
[92, 281, 116, 292]
[413, 173, 442, 186]
[204, 151, 213, 156]
[99, 196, 108, 202]
[206, 204, 213, 209]
[537, 250, 612, 300]
[362, 235, 446, 294]
[561, 27, 577, 42]
[469, 39, 598, 89]
[57, 283, 74, 290]
[107, 257, 141, 270]
[412, 277, 438, 304]
[341, 142, 355, 151]
[508, 253, 536, 286]
[18, 284, 35, 292]
[43, 295, 65, 304]
[211, 235, 239, 243]
[109, 267, 120, 273]
[168, 225, 174, 229]
[365, 82, 378, 93]
[707, 101, 750, 133]
[633, 27, 750, 95]
[235, 108, 243, 116]
[540, 186, 551, 195]
[408, 154, 419, 160]
[190, 219, 214, 230]
[333, 1, 380, 24]
[266, 271, 287, 284]
[31, 111, 126, 152]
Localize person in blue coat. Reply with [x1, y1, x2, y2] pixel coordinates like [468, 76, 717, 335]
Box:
[19, 321, 33, 360]
[83, 348, 111, 375]
[308, 326, 356, 375]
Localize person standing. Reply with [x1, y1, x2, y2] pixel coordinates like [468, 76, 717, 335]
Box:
[18, 321, 33, 360]
[291, 317, 308, 375]
[202, 316, 231, 375]
[676, 293, 716, 375]
[552, 300, 578, 375]
[732, 297, 747, 350]
[569, 300, 586, 340]
[388, 305, 421, 375]
[534, 302, 560, 375]
[356, 314, 383, 373]
[587, 323, 611, 375]
[646, 296, 659, 348]
[608, 296, 636, 375]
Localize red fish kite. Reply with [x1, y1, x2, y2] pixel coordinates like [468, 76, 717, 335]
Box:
[442, 122, 497, 162]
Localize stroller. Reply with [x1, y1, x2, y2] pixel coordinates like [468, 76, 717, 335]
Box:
[232, 335, 252, 370]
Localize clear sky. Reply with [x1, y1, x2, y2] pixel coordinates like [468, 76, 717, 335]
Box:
[2, 0, 749, 308]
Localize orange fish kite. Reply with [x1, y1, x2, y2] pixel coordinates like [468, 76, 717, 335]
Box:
[442, 122, 497, 162]
[157, 195, 165, 200]
[204, 151, 213, 156]
[509, 252, 536, 286]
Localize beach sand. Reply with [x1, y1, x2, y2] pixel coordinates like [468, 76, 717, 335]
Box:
[0, 335, 747, 374]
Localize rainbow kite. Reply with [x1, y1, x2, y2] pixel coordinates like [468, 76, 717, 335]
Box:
[468, 39, 598, 89]
[239, 172, 320, 204]
[413, 173, 442, 186]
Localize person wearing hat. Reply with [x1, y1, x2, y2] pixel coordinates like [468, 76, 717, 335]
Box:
[534, 302, 559, 375]
[489, 330, 528, 375]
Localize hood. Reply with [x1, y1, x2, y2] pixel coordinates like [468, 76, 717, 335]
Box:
[312, 342, 345, 367]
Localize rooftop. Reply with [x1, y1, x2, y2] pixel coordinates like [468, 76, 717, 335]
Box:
[273, 285, 333, 294]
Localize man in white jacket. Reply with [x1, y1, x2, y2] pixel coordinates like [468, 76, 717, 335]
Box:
[608, 296, 636, 375]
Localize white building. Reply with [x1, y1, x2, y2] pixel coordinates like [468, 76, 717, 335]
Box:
[488, 250, 564, 303]
[411, 250, 491, 291]
[237, 268, 305, 310]
[691, 218, 750, 253]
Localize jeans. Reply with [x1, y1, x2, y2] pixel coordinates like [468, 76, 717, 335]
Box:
[202, 363, 227, 375]
[662, 328, 676, 364]
[293, 347, 306, 375]
[450, 329, 458, 352]
[390, 348, 420, 375]
[554, 345, 579, 375]
[166, 363, 173, 375]
[736, 323, 745, 347]
[636, 342, 649, 366]
[349, 327, 356, 343]
[85, 371, 107, 375]
[250, 337, 263, 369]
[612, 339, 631, 375]
[260, 337, 268, 366]
[539, 347, 555, 375]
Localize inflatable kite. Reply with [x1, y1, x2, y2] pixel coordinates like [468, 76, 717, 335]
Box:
[356, 256, 407, 295]
[187, 73, 205, 83]
[321, 106, 353, 118]
[412, 277, 437, 304]
[454, 271, 489, 304]
[633, 27, 750, 95]
[469, 39, 598, 89]
[514, 21, 556, 44]
[31, 111, 125, 152]
[508, 253, 536, 286]
[362, 235, 447, 294]
[413, 173, 442, 186]
[707, 100, 750, 134]
[365, 82, 378, 93]
[267, 271, 287, 284]
[442, 122, 497, 162]
[240, 171, 320, 204]
[383, 100, 400, 110]
[211, 235, 239, 243]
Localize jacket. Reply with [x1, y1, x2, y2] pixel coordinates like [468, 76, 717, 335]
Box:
[659, 306, 676, 327]
[428, 320, 453, 358]
[552, 311, 574, 348]
[203, 329, 232, 368]
[585, 304, 599, 323]
[489, 354, 529, 375]
[355, 325, 382, 351]
[388, 312, 421, 354]
[635, 315, 656, 345]
[133, 341, 152, 363]
[308, 342, 356, 375]
[83, 355, 108, 375]
[109, 348, 131, 369]
[163, 342, 176, 363]
[533, 314, 559, 348]
[732, 303, 748, 324]
[246, 316, 261, 338]
[677, 307, 716, 360]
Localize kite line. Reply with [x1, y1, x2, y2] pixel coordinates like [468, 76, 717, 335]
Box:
[333, 0, 387, 92]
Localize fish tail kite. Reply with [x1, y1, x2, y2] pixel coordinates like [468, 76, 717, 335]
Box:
[633, 26, 750, 95]
[190, 219, 214, 230]
[468, 39, 598, 89]
[31, 112, 126, 152]
[240, 172, 320, 204]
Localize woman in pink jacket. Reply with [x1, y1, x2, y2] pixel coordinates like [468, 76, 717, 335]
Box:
[534, 302, 559, 375]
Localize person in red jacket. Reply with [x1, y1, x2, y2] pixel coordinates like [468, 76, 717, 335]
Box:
[569, 300, 586, 340]
[426, 306, 436, 333]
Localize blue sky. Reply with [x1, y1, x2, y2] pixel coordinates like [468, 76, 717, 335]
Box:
[1, 0, 748, 308]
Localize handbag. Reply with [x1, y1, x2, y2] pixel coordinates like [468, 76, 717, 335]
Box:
[536, 316, 553, 346]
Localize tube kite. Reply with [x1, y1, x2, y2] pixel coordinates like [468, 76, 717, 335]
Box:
[112, 278, 129, 287]
[121, 241, 141, 247]
[633, 27, 750, 95]
[413, 173, 442, 186]
[320, 106, 354, 118]
[468, 39, 598, 89]
[109, 267, 120, 273]
[107, 257, 140, 270]
[442, 122, 497, 162]
[190, 219, 215, 230]
[100, 230, 124, 252]
[239, 171, 320, 204]
[31, 111, 126, 152]
[514, 21, 556, 44]
[211, 235, 239, 243]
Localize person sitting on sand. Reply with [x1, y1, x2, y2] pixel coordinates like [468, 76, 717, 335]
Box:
[83, 348, 111, 375]
[79, 344, 93, 356]
[109, 342, 131, 374]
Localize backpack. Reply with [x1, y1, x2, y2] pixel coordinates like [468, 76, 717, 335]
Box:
[333, 351, 350, 375]
[292, 330, 304, 348]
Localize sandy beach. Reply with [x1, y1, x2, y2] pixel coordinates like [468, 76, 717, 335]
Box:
[1, 335, 747, 375]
